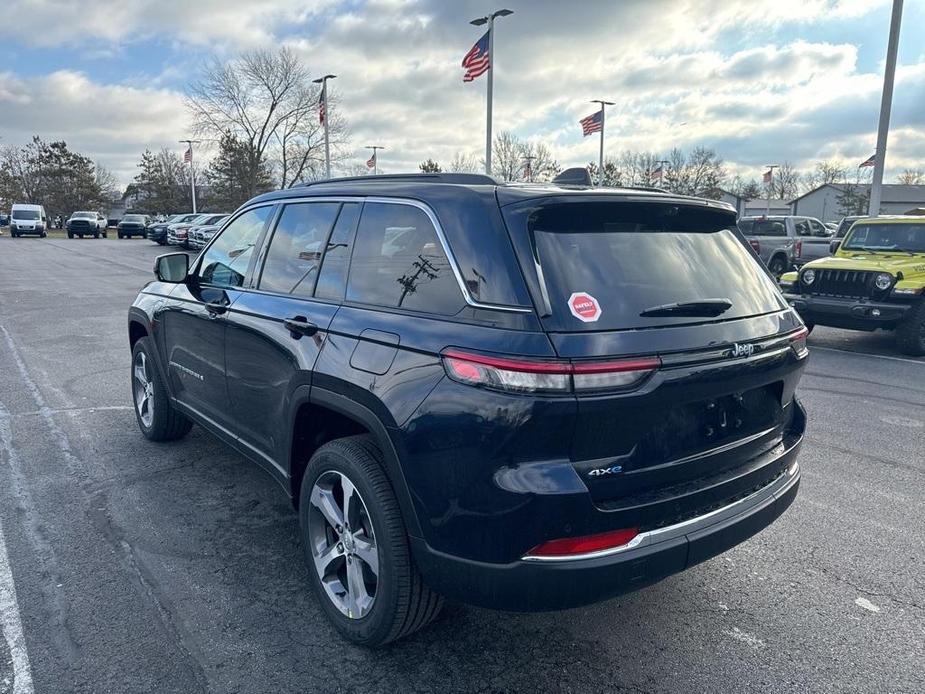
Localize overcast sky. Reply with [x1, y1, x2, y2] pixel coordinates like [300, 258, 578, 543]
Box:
[1, 0, 923, 186]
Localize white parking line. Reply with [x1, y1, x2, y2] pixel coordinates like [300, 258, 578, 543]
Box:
[0, 514, 34, 694]
[810, 345, 925, 366]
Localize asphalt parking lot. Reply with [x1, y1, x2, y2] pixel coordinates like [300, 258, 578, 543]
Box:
[0, 236, 923, 694]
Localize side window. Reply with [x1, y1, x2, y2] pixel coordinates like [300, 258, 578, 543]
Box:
[197, 207, 272, 288]
[259, 202, 340, 296]
[346, 202, 464, 315]
[736, 220, 754, 234]
[315, 203, 360, 301]
[809, 219, 828, 237]
[794, 219, 812, 237]
[754, 220, 786, 237]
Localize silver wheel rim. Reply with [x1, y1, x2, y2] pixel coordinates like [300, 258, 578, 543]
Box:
[308, 470, 380, 619]
[133, 351, 154, 428]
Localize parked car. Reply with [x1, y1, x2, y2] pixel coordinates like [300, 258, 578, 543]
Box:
[166, 213, 213, 247]
[67, 211, 108, 238]
[737, 215, 832, 276]
[9, 203, 48, 237]
[190, 223, 224, 250]
[828, 215, 865, 254]
[0, 213, 9, 226]
[128, 172, 808, 646]
[148, 214, 197, 245]
[187, 214, 230, 250]
[117, 214, 151, 239]
[780, 215, 925, 355]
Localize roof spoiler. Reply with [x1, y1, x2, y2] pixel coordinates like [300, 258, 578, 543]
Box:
[552, 167, 594, 187]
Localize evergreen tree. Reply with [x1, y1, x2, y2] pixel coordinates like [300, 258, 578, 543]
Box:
[205, 133, 274, 210]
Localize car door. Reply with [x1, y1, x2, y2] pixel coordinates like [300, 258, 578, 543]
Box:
[157, 205, 275, 431]
[223, 200, 359, 472]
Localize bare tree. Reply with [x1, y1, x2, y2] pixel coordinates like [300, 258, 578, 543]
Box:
[492, 131, 523, 181]
[802, 159, 848, 193]
[768, 161, 800, 200]
[448, 151, 480, 173]
[896, 168, 923, 185]
[519, 141, 559, 182]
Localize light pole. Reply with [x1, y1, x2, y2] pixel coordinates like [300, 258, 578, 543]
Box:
[312, 74, 337, 179]
[869, 0, 904, 217]
[764, 164, 780, 216]
[365, 146, 384, 175]
[179, 139, 200, 213]
[590, 100, 615, 186]
[470, 8, 513, 176]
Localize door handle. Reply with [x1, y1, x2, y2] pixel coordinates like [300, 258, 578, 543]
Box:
[284, 316, 319, 339]
[205, 302, 228, 316]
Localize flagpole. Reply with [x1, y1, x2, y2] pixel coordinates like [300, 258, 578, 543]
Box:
[590, 100, 615, 186]
[869, 0, 903, 217]
[179, 139, 199, 213]
[313, 74, 337, 179]
[764, 164, 779, 216]
[470, 10, 512, 177]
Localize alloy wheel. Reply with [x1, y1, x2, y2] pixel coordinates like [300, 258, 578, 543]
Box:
[308, 470, 380, 619]
[132, 351, 155, 428]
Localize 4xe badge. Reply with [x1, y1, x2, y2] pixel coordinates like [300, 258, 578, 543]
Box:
[568, 292, 602, 322]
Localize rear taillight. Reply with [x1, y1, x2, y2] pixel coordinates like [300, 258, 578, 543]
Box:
[789, 327, 809, 359]
[441, 349, 659, 394]
[795, 240, 803, 258]
[525, 528, 640, 559]
[749, 239, 760, 254]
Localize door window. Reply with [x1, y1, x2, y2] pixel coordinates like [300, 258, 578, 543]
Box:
[346, 202, 464, 315]
[753, 219, 786, 236]
[259, 203, 340, 296]
[315, 203, 360, 301]
[809, 220, 829, 237]
[197, 207, 273, 288]
[794, 219, 812, 236]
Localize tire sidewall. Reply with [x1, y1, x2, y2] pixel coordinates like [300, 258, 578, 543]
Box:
[298, 444, 404, 646]
[131, 337, 172, 440]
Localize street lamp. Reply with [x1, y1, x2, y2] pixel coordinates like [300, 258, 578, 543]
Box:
[469, 9, 513, 175]
[312, 74, 337, 179]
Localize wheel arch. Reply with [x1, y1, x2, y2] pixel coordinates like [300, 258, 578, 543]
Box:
[288, 385, 423, 538]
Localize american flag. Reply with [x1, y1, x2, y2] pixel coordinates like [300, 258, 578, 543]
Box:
[319, 85, 326, 125]
[366, 151, 377, 169]
[762, 168, 773, 184]
[859, 153, 876, 168]
[183, 147, 192, 163]
[579, 110, 603, 136]
[462, 31, 490, 83]
[650, 165, 663, 180]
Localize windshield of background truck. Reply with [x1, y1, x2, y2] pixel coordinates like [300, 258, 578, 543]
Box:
[13, 210, 40, 220]
[843, 223, 925, 253]
[528, 202, 786, 331]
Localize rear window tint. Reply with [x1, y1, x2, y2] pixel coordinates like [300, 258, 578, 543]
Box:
[527, 203, 785, 331]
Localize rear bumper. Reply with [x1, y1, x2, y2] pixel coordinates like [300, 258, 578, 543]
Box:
[412, 433, 803, 612]
[785, 293, 909, 329]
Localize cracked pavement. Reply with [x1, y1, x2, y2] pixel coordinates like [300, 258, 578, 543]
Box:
[0, 236, 923, 693]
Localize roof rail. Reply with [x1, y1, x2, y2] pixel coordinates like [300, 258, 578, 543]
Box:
[296, 172, 499, 188]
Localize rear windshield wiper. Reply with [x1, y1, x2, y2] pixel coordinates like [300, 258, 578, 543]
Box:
[639, 298, 733, 318]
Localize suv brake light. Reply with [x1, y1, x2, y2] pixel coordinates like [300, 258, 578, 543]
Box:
[442, 349, 660, 394]
[749, 239, 760, 254]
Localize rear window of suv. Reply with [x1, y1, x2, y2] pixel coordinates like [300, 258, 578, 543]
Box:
[524, 202, 786, 331]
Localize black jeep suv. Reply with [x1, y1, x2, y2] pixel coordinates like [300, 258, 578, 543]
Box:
[128, 173, 808, 646]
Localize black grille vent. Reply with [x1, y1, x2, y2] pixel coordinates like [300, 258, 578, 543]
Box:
[804, 269, 877, 299]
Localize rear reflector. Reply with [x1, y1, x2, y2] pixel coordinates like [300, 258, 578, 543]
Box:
[526, 528, 640, 558]
[442, 349, 659, 394]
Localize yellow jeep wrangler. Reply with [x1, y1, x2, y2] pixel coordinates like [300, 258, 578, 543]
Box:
[779, 215, 925, 356]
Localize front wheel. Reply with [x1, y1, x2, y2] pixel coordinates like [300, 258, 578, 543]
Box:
[299, 435, 443, 646]
[93, 231, 100, 238]
[131, 337, 193, 441]
[768, 256, 788, 278]
[895, 302, 925, 356]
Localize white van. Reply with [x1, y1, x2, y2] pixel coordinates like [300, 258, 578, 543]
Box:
[10, 203, 48, 238]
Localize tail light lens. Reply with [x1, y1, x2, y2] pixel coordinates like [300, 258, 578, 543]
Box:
[749, 239, 760, 254]
[441, 349, 660, 394]
[525, 528, 640, 559]
[789, 327, 809, 358]
[795, 240, 803, 258]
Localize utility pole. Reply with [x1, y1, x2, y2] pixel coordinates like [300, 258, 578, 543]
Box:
[312, 74, 337, 179]
[590, 100, 615, 186]
[470, 9, 513, 176]
[365, 146, 384, 175]
[764, 164, 780, 216]
[179, 140, 200, 213]
[869, 0, 904, 217]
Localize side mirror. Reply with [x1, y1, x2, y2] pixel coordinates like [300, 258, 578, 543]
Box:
[829, 239, 842, 254]
[154, 253, 189, 283]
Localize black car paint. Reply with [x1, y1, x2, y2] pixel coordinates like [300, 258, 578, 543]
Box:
[129, 180, 807, 611]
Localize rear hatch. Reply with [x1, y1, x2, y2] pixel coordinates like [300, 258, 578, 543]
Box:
[501, 195, 806, 523]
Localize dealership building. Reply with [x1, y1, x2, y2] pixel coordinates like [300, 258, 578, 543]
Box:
[789, 183, 925, 221]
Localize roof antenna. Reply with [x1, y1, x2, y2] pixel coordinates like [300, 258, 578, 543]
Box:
[553, 167, 593, 187]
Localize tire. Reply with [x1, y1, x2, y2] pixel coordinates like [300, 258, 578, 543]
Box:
[41, 231, 47, 238]
[299, 435, 443, 646]
[895, 301, 925, 356]
[768, 255, 788, 278]
[118, 233, 124, 239]
[68, 232, 74, 239]
[131, 337, 193, 442]
[102, 230, 108, 238]
[93, 231, 100, 239]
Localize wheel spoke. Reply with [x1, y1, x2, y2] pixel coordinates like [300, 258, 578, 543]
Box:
[313, 541, 341, 578]
[133, 364, 147, 386]
[340, 476, 357, 529]
[352, 535, 378, 577]
[310, 485, 344, 531]
[346, 557, 370, 618]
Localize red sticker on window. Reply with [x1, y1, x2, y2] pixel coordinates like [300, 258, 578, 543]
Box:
[568, 292, 602, 322]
